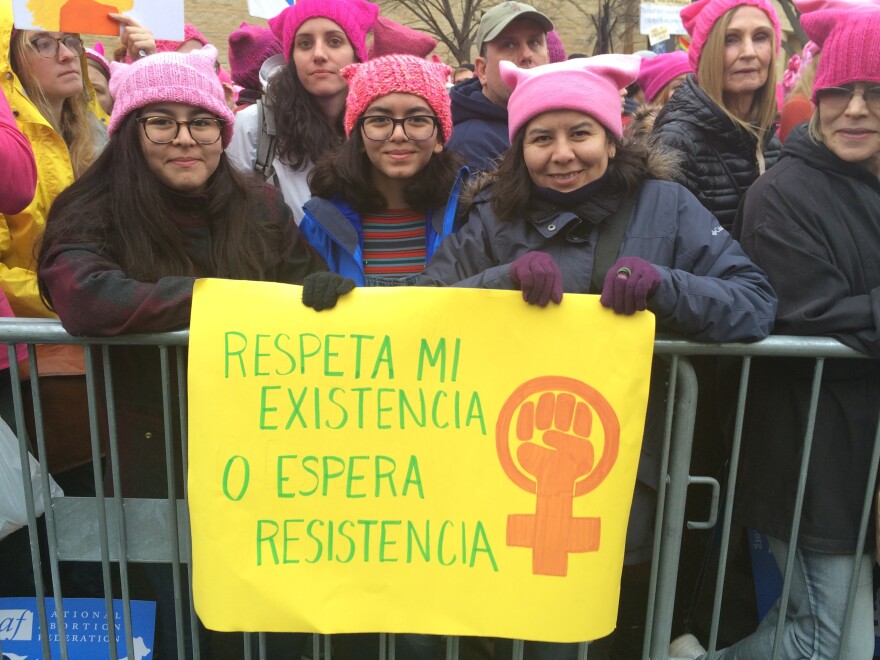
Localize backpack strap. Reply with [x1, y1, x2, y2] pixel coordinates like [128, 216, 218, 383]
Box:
[589, 196, 635, 294]
[253, 96, 278, 184]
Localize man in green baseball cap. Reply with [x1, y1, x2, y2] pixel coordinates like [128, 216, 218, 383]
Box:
[447, 1, 555, 170]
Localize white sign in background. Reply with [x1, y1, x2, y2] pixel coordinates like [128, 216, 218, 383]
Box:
[639, 2, 688, 36]
[248, 0, 294, 20]
[12, 0, 185, 41]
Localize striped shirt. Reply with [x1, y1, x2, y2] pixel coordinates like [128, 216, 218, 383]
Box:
[362, 209, 428, 278]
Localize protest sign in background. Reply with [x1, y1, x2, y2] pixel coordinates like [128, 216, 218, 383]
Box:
[12, 0, 184, 39]
[188, 281, 655, 642]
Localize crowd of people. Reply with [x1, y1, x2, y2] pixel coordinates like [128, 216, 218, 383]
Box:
[1, 0, 879, 658]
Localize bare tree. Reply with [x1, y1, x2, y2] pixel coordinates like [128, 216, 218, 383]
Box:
[555, 0, 641, 54]
[384, 0, 487, 63]
[777, 0, 807, 56]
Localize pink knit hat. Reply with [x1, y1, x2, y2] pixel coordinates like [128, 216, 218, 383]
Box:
[228, 22, 283, 92]
[155, 23, 210, 54]
[108, 45, 235, 146]
[796, 0, 880, 101]
[341, 55, 453, 140]
[269, 0, 380, 64]
[546, 30, 567, 63]
[86, 45, 111, 80]
[637, 50, 691, 102]
[680, 0, 781, 75]
[368, 17, 437, 59]
[502, 55, 641, 141]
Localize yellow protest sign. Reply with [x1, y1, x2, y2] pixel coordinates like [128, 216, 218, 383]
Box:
[188, 280, 655, 642]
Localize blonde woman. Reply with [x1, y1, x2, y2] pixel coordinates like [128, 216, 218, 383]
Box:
[1, 2, 105, 318]
[652, 0, 782, 229]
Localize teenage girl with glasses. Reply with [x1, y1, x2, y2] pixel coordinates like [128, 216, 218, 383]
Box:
[36, 46, 326, 660]
[299, 54, 467, 305]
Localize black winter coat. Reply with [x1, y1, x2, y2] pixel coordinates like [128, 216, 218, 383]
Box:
[732, 124, 880, 553]
[653, 75, 781, 229]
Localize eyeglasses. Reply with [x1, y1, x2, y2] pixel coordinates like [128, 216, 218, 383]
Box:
[816, 85, 880, 113]
[137, 116, 225, 145]
[28, 34, 84, 59]
[358, 115, 439, 142]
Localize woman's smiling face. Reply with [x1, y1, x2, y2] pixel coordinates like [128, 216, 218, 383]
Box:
[522, 110, 615, 192]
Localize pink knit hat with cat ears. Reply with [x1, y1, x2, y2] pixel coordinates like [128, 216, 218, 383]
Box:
[154, 23, 209, 54]
[680, 0, 781, 75]
[341, 54, 453, 140]
[108, 45, 235, 146]
[795, 0, 880, 101]
[268, 0, 380, 64]
[368, 16, 438, 59]
[502, 54, 641, 141]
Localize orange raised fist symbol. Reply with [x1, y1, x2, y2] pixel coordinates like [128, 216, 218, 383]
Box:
[496, 376, 620, 576]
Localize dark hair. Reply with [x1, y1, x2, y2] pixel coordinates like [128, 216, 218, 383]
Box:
[490, 127, 657, 222]
[268, 63, 346, 170]
[38, 114, 288, 309]
[308, 128, 462, 214]
[458, 62, 475, 72]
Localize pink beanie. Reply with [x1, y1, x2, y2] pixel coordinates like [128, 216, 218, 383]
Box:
[546, 30, 567, 63]
[86, 45, 111, 79]
[680, 0, 781, 74]
[341, 54, 453, 140]
[155, 23, 210, 54]
[503, 55, 641, 141]
[228, 22, 283, 92]
[637, 50, 691, 102]
[368, 17, 437, 59]
[108, 45, 235, 146]
[796, 0, 880, 101]
[269, 0, 380, 64]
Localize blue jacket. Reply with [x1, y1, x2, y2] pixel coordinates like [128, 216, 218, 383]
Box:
[420, 178, 777, 561]
[446, 77, 509, 171]
[300, 168, 469, 286]
[421, 179, 777, 343]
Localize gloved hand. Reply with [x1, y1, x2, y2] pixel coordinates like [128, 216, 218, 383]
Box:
[301, 272, 355, 311]
[508, 251, 564, 307]
[600, 256, 660, 315]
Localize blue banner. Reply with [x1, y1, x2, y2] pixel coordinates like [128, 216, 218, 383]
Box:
[0, 598, 155, 660]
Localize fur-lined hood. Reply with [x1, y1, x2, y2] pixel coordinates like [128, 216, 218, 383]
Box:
[454, 134, 682, 214]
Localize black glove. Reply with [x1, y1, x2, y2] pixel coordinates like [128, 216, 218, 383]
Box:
[301, 272, 355, 311]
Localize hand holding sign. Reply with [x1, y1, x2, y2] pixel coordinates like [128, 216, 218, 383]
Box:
[110, 13, 156, 60]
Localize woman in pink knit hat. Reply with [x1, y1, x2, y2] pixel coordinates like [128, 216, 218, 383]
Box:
[671, 1, 880, 658]
[299, 53, 464, 295]
[651, 0, 783, 230]
[419, 56, 775, 660]
[227, 0, 380, 225]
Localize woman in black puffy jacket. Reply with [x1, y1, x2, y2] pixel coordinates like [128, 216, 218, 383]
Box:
[652, 0, 782, 229]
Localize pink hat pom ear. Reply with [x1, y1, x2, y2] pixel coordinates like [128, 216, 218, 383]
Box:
[578, 53, 641, 89]
[499, 60, 529, 94]
[340, 62, 362, 84]
[795, 0, 880, 12]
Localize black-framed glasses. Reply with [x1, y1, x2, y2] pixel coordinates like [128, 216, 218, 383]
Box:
[28, 34, 84, 58]
[816, 85, 880, 113]
[137, 116, 225, 145]
[358, 115, 439, 141]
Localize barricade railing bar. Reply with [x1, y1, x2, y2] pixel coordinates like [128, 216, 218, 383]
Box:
[0, 318, 874, 660]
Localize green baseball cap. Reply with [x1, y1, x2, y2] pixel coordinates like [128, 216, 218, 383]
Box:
[475, 1, 554, 53]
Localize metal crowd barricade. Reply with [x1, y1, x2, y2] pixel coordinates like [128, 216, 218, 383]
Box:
[0, 318, 874, 660]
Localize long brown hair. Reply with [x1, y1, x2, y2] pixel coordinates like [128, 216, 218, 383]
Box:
[308, 128, 462, 213]
[38, 113, 288, 309]
[10, 30, 99, 178]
